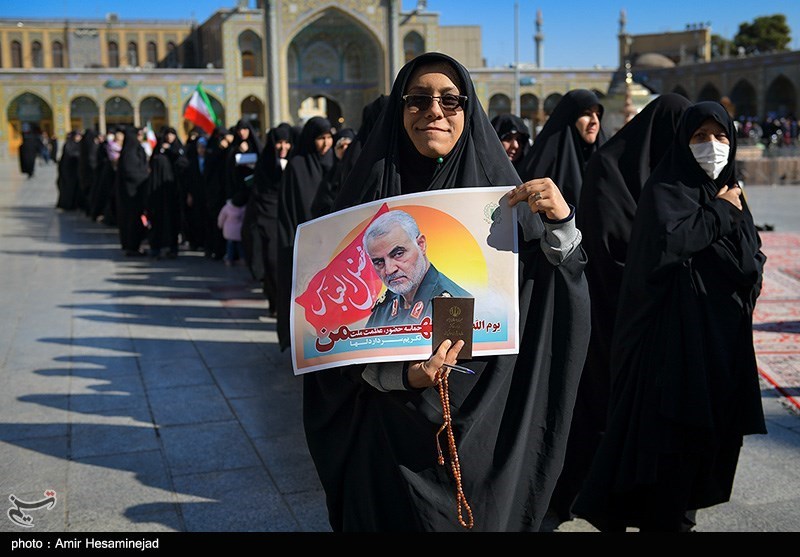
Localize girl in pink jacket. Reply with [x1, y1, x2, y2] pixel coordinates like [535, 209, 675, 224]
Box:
[217, 191, 248, 265]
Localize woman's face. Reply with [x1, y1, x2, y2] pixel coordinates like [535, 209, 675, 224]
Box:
[402, 62, 465, 159]
[690, 118, 730, 145]
[314, 133, 333, 156]
[574, 105, 601, 144]
[275, 139, 291, 159]
[501, 132, 524, 162]
[238, 127, 250, 141]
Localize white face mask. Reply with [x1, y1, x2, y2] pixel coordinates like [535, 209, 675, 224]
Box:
[689, 140, 730, 180]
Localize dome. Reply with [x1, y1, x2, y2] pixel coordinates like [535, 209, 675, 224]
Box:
[633, 52, 676, 69]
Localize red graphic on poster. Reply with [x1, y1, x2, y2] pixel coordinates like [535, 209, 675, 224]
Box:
[295, 203, 390, 335]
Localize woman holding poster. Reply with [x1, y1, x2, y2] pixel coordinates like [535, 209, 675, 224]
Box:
[300, 52, 591, 532]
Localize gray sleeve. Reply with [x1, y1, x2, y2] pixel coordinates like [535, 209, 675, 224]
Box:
[361, 361, 410, 392]
[540, 216, 582, 266]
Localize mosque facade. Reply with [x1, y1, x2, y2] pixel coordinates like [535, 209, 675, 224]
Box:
[0, 1, 797, 159]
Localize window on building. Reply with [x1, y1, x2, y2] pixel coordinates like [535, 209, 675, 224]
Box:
[241, 51, 255, 77]
[146, 41, 157, 65]
[31, 41, 43, 68]
[127, 42, 138, 67]
[108, 41, 119, 68]
[166, 41, 177, 68]
[52, 41, 64, 68]
[11, 41, 22, 68]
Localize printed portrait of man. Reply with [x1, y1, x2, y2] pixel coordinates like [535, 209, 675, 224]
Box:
[363, 209, 471, 327]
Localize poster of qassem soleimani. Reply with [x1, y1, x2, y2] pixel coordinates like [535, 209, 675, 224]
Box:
[290, 187, 520, 375]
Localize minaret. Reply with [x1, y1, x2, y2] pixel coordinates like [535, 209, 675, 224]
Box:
[534, 9, 544, 68]
[618, 8, 631, 68]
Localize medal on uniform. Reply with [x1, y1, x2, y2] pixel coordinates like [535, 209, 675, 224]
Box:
[391, 298, 398, 317]
[410, 301, 424, 320]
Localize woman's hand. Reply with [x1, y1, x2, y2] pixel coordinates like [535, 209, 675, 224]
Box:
[716, 184, 743, 211]
[507, 178, 571, 221]
[407, 339, 465, 389]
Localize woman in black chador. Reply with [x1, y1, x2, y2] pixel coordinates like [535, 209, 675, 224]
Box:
[548, 93, 692, 524]
[203, 127, 232, 259]
[146, 127, 187, 259]
[517, 89, 606, 208]
[224, 119, 262, 201]
[115, 127, 150, 256]
[56, 130, 83, 211]
[78, 128, 101, 218]
[572, 101, 767, 532]
[19, 123, 43, 179]
[491, 113, 531, 177]
[300, 52, 591, 532]
[276, 116, 334, 349]
[242, 123, 293, 316]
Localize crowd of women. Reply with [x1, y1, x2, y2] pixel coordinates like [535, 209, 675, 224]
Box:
[46, 50, 766, 533]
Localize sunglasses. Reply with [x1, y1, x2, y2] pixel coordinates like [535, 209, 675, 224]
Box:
[402, 94, 468, 113]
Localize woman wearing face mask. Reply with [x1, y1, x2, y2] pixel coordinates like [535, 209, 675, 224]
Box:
[572, 101, 767, 532]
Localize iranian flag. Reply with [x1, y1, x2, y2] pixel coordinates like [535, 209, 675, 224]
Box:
[183, 82, 218, 134]
[145, 121, 157, 150]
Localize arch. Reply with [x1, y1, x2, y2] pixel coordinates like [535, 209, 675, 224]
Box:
[31, 41, 43, 68]
[298, 95, 342, 129]
[11, 40, 22, 68]
[140, 96, 168, 132]
[404, 31, 425, 63]
[105, 96, 134, 128]
[672, 85, 689, 99]
[146, 41, 158, 66]
[488, 93, 511, 122]
[241, 96, 265, 138]
[697, 82, 720, 103]
[286, 8, 383, 130]
[108, 41, 119, 68]
[765, 75, 797, 118]
[238, 30, 263, 77]
[543, 93, 563, 116]
[6, 92, 54, 155]
[520, 93, 540, 134]
[729, 79, 757, 119]
[127, 41, 138, 67]
[51, 41, 64, 68]
[69, 96, 99, 132]
[181, 91, 225, 135]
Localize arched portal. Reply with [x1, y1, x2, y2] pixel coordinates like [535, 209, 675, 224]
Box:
[105, 96, 134, 129]
[520, 93, 539, 137]
[543, 93, 562, 116]
[140, 96, 168, 132]
[298, 95, 342, 131]
[241, 96, 265, 137]
[698, 82, 721, 103]
[239, 30, 264, 77]
[404, 31, 425, 63]
[487, 93, 511, 122]
[6, 92, 53, 156]
[765, 75, 796, 118]
[729, 79, 757, 119]
[70, 96, 99, 132]
[287, 9, 383, 130]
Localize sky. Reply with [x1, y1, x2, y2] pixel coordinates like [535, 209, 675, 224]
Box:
[3, 0, 799, 69]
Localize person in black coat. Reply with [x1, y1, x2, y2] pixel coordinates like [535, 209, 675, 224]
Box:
[573, 101, 767, 532]
[516, 89, 606, 208]
[115, 127, 150, 256]
[491, 113, 531, 177]
[242, 123, 294, 315]
[56, 130, 83, 210]
[300, 52, 590, 532]
[204, 127, 233, 260]
[276, 116, 335, 348]
[146, 127, 188, 259]
[78, 129, 101, 217]
[19, 123, 43, 179]
[547, 93, 692, 525]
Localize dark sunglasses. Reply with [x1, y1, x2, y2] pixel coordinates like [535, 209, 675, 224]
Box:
[402, 94, 468, 113]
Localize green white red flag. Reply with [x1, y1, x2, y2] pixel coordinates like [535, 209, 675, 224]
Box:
[183, 82, 218, 134]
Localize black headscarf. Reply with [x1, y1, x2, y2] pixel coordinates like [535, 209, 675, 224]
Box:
[224, 119, 262, 199]
[517, 89, 606, 207]
[549, 93, 691, 521]
[491, 113, 531, 176]
[573, 101, 767, 530]
[117, 127, 149, 198]
[306, 52, 591, 532]
[276, 116, 335, 347]
[253, 123, 294, 195]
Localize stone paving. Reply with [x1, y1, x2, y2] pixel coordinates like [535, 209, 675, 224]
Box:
[0, 161, 798, 535]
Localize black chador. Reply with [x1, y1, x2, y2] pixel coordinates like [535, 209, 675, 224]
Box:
[115, 127, 149, 255]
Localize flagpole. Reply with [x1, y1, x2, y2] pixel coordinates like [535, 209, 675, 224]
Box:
[514, 1, 520, 116]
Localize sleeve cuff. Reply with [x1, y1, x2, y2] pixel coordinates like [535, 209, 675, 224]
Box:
[361, 361, 411, 392]
[540, 206, 582, 265]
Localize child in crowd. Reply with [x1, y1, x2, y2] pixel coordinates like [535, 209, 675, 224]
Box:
[217, 189, 249, 266]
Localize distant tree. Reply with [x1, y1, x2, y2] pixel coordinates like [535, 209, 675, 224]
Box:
[711, 34, 735, 58]
[734, 14, 791, 54]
